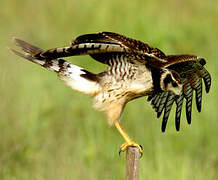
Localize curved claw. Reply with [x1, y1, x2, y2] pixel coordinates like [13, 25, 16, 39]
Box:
[118, 141, 143, 157]
[139, 145, 143, 158]
[119, 148, 122, 156]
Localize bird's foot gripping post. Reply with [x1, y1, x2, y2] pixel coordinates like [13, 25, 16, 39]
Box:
[114, 122, 141, 180]
[114, 122, 143, 156]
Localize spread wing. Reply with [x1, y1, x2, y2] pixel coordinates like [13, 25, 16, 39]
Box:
[147, 55, 211, 132]
[33, 32, 167, 65]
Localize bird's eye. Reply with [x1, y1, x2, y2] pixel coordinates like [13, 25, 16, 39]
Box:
[172, 82, 178, 87]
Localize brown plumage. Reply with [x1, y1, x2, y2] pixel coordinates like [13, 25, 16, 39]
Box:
[10, 32, 211, 153]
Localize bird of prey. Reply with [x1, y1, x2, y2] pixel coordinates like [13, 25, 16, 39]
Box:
[11, 32, 211, 154]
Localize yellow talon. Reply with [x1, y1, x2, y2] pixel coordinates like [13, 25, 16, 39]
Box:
[119, 141, 143, 154]
[114, 121, 143, 156]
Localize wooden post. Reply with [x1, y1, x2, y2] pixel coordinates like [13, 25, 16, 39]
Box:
[126, 147, 140, 180]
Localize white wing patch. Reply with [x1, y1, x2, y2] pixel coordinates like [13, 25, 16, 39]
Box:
[58, 63, 100, 95]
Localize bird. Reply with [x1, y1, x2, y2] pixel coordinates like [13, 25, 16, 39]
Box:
[10, 32, 211, 154]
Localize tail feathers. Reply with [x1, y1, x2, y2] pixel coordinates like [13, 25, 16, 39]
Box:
[11, 38, 63, 72]
[13, 37, 43, 54]
[11, 38, 100, 95]
[11, 37, 44, 65]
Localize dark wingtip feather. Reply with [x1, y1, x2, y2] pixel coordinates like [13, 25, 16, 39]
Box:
[176, 123, 180, 131]
[203, 73, 211, 93]
[161, 122, 166, 132]
[205, 86, 210, 93]
[161, 112, 170, 132]
[161, 94, 175, 132]
[196, 100, 202, 113]
[157, 111, 162, 118]
[186, 111, 192, 124]
[184, 85, 193, 125]
[175, 95, 184, 131]
[195, 79, 202, 113]
[196, 99, 202, 112]
[161, 113, 168, 132]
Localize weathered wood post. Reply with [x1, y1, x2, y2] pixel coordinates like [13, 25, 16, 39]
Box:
[126, 147, 140, 180]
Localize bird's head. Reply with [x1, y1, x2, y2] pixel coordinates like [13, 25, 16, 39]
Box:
[160, 69, 183, 95]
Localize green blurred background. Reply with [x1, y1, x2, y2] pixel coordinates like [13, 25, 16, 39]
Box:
[0, 0, 217, 179]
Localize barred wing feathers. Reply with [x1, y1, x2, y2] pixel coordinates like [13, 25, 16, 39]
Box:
[33, 32, 167, 65]
[148, 55, 211, 132]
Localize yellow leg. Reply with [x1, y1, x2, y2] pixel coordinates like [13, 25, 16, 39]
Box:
[114, 121, 143, 154]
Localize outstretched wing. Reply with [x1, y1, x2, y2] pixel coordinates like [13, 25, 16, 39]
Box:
[147, 55, 211, 132]
[33, 32, 167, 65]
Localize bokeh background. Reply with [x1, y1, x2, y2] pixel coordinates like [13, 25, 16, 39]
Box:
[0, 0, 218, 179]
